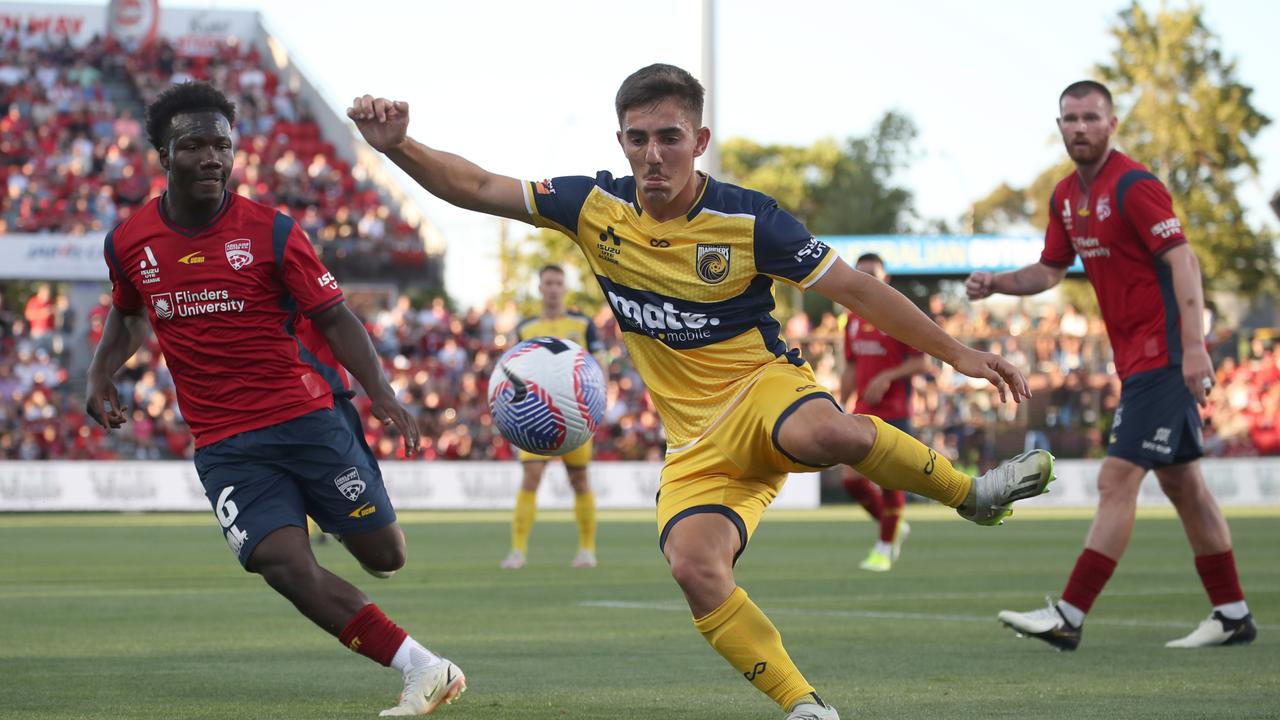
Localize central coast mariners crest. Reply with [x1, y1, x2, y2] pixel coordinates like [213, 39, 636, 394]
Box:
[696, 243, 730, 284]
[224, 238, 254, 270]
[334, 467, 365, 501]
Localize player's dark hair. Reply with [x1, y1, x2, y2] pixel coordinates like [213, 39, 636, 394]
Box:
[855, 253, 885, 268]
[146, 81, 237, 151]
[539, 264, 565, 278]
[1059, 80, 1113, 111]
[615, 64, 704, 126]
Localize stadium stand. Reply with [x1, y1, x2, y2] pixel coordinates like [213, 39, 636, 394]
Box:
[0, 33, 439, 285]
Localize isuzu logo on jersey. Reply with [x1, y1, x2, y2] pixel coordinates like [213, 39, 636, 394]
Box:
[140, 245, 161, 285]
[696, 243, 730, 284]
[334, 467, 365, 501]
[151, 292, 174, 320]
[224, 238, 254, 270]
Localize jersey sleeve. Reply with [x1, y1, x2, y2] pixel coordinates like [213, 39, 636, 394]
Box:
[1117, 171, 1186, 256]
[515, 317, 534, 342]
[1040, 188, 1076, 268]
[752, 202, 835, 288]
[280, 222, 344, 317]
[521, 175, 597, 240]
[104, 230, 142, 312]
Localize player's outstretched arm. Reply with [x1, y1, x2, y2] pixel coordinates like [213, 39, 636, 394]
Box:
[965, 262, 1067, 300]
[85, 307, 149, 429]
[311, 302, 421, 456]
[1161, 244, 1213, 406]
[813, 259, 1029, 403]
[347, 95, 528, 222]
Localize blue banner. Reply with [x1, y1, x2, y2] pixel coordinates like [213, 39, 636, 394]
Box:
[821, 235, 1084, 276]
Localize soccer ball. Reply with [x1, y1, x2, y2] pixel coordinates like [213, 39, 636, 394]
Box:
[487, 336, 606, 455]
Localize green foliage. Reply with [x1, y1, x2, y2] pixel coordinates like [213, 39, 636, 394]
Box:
[721, 111, 918, 234]
[1099, 2, 1275, 291]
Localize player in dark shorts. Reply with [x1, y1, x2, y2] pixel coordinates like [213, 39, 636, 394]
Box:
[967, 80, 1255, 650]
[85, 81, 465, 715]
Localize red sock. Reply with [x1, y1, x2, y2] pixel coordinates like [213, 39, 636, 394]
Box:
[842, 474, 883, 520]
[338, 603, 408, 666]
[879, 490, 905, 542]
[1060, 548, 1117, 614]
[1194, 550, 1245, 606]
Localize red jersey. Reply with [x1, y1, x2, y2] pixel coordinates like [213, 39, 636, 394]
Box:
[105, 192, 345, 447]
[844, 312, 919, 420]
[1040, 151, 1189, 380]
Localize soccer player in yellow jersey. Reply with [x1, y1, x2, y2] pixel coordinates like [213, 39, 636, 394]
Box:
[349, 64, 1054, 720]
[501, 264, 606, 570]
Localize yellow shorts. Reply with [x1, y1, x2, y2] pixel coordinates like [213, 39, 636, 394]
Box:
[656, 361, 836, 563]
[519, 438, 593, 467]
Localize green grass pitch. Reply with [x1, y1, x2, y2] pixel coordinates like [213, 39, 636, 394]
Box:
[1, 507, 1276, 719]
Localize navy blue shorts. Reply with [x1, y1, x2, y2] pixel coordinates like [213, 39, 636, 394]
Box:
[194, 399, 395, 569]
[1107, 366, 1204, 470]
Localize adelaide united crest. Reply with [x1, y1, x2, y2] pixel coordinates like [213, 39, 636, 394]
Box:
[224, 238, 254, 270]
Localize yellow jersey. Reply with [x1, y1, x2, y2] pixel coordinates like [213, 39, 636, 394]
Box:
[522, 172, 835, 450]
[516, 312, 602, 353]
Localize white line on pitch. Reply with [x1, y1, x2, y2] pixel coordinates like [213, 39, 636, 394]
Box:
[578, 600, 1274, 630]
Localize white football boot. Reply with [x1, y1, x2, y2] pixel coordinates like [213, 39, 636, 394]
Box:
[1166, 611, 1257, 648]
[380, 651, 466, 716]
[958, 450, 1055, 525]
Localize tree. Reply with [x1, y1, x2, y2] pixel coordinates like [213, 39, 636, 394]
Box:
[1099, 2, 1274, 291]
[721, 110, 918, 234]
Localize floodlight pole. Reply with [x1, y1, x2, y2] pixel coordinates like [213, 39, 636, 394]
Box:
[701, 0, 720, 178]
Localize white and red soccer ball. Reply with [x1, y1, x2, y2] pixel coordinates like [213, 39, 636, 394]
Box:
[487, 337, 606, 455]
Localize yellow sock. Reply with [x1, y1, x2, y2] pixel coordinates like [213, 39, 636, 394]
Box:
[693, 587, 814, 711]
[512, 489, 537, 553]
[852, 415, 971, 507]
[573, 491, 596, 553]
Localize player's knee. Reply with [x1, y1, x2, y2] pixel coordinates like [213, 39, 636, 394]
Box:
[1096, 472, 1142, 503]
[668, 552, 729, 594]
[805, 415, 867, 464]
[363, 542, 407, 573]
[1157, 471, 1202, 505]
[256, 556, 323, 596]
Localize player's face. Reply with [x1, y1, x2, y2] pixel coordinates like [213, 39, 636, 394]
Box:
[1057, 93, 1116, 166]
[855, 260, 888, 283]
[539, 270, 566, 310]
[160, 112, 234, 203]
[617, 97, 710, 212]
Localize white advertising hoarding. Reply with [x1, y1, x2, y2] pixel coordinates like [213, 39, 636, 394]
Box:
[2, 459, 1278, 512]
[0, 461, 821, 512]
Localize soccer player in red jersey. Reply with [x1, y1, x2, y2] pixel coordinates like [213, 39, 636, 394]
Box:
[967, 80, 1256, 650]
[839, 254, 926, 571]
[84, 82, 466, 715]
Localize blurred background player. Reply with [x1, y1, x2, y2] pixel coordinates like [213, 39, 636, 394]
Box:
[839, 254, 927, 572]
[348, 64, 1054, 720]
[968, 80, 1255, 651]
[85, 81, 465, 716]
[501, 264, 606, 570]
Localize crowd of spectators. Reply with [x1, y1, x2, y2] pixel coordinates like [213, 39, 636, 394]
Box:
[3, 282, 1277, 464]
[0, 32, 438, 283]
